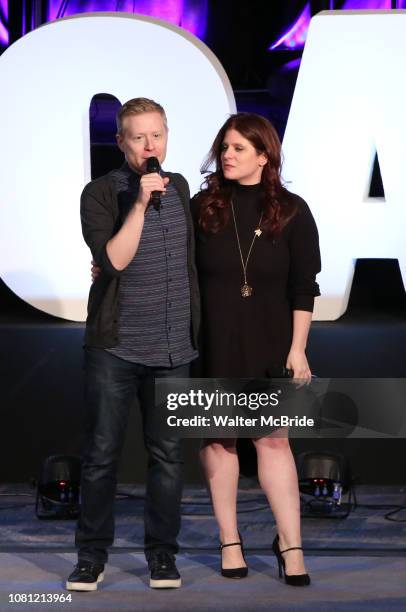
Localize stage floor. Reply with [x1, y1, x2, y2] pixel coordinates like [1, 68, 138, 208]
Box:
[0, 484, 405, 610]
[1, 551, 406, 611]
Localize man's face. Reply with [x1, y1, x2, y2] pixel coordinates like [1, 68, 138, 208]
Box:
[116, 111, 168, 173]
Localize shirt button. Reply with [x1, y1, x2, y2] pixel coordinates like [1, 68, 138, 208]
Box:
[169, 278, 172, 282]
[168, 253, 172, 257]
[165, 228, 169, 233]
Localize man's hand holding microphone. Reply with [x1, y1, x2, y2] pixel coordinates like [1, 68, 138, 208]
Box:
[98, 157, 168, 276]
[135, 157, 169, 213]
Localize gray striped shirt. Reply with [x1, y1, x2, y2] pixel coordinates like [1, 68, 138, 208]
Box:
[107, 164, 198, 367]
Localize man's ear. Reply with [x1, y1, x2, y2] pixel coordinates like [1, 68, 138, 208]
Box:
[116, 132, 124, 151]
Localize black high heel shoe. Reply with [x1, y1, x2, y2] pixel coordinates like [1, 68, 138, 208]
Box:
[272, 535, 310, 586]
[220, 533, 248, 579]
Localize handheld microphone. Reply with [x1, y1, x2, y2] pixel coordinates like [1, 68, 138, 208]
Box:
[146, 156, 162, 211]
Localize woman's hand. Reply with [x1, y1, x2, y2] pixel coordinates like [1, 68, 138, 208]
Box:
[91, 260, 101, 282]
[287, 311, 313, 384]
[285, 348, 311, 383]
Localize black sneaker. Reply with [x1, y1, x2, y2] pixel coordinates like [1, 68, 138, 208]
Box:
[66, 561, 104, 591]
[148, 551, 181, 588]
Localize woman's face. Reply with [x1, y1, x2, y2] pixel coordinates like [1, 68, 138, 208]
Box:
[221, 129, 267, 185]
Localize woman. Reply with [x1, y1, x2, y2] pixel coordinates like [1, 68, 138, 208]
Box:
[192, 113, 321, 586]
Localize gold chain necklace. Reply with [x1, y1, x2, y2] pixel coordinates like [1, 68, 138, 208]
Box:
[230, 200, 263, 297]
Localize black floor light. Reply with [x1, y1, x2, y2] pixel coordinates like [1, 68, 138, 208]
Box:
[35, 455, 81, 520]
[296, 451, 355, 518]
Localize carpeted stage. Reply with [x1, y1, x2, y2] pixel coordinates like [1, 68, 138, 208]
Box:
[0, 483, 406, 610]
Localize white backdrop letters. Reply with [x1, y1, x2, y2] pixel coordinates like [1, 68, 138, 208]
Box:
[282, 10, 406, 320]
[0, 13, 235, 321]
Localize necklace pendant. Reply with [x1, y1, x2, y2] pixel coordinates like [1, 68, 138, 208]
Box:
[241, 283, 253, 298]
[254, 228, 262, 237]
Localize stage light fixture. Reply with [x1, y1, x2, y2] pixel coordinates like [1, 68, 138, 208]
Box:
[296, 451, 355, 518]
[35, 455, 81, 520]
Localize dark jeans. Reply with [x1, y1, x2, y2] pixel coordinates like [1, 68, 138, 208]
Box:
[75, 347, 190, 565]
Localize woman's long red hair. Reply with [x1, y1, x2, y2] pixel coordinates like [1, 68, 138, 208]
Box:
[195, 113, 298, 235]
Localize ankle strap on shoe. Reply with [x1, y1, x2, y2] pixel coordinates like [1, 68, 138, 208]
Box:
[219, 541, 242, 550]
[279, 546, 303, 554]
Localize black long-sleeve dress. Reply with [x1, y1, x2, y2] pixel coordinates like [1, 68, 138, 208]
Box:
[192, 182, 321, 378]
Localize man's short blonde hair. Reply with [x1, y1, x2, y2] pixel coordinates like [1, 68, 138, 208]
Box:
[116, 97, 167, 134]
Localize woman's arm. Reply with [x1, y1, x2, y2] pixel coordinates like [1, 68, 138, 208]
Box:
[285, 196, 321, 380]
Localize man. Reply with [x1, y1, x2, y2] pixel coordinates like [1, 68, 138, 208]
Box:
[66, 98, 200, 591]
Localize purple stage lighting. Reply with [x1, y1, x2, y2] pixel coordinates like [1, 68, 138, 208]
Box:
[0, 21, 7, 46]
[178, 0, 208, 40]
[342, 0, 391, 8]
[269, 3, 311, 51]
[269, 0, 398, 53]
[0, 0, 8, 46]
[47, 0, 207, 39]
[281, 58, 302, 72]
